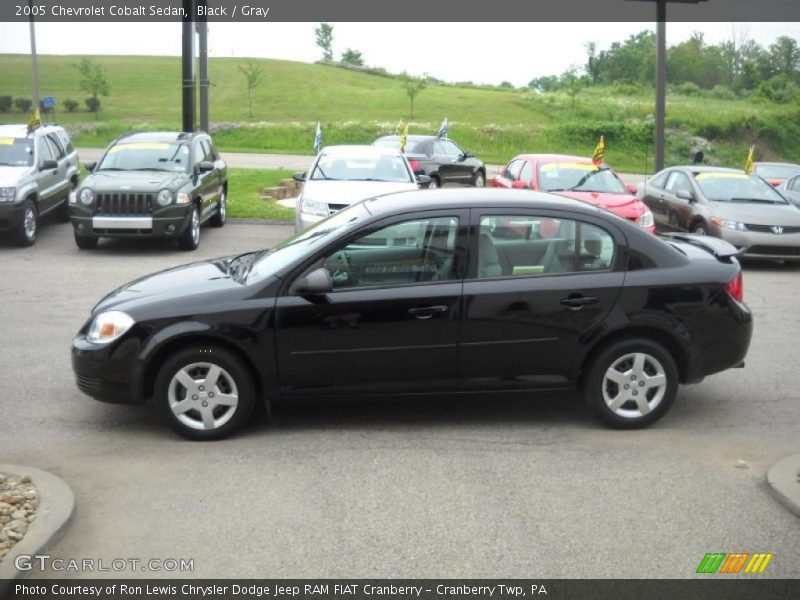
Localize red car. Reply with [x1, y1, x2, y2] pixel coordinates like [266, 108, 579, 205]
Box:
[492, 154, 655, 233]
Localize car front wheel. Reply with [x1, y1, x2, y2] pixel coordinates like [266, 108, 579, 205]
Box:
[210, 189, 226, 227]
[585, 338, 678, 429]
[155, 346, 256, 440]
[178, 205, 200, 250]
[428, 175, 440, 190]
[473, 171, 485, 188]
[13, 200, 38, 247]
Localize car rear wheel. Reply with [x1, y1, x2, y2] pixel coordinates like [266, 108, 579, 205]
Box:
[428, 175, 440, 190]
[692, 222, 709, 235]
[473, 171, 485, 188]
[210, 189, 226, 228]
[178, 205, 200, 250]
[13, 200, 38, 247]
[585, 338, 678, 429]
[155, 346, 256, 440]
[74, 234, 98, 250]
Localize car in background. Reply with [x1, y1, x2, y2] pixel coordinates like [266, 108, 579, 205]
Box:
[0, 123, 79, 246]
[71, 188, 751, 439]
[373, 135, 486, 189]
[778, 174, 800, 209]
[753, 162, 800, 187]
[491, 154, 655, 233]
[293, 144, 428, 232]
[70, 131, 227, 251]
[637, 166, 800, 261]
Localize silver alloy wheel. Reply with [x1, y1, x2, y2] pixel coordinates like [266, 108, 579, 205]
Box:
[601, 352, 667, 419]
[428, 177, 439, 189]
[191, 208, 200, 245]
[475, 173, 485, 187]
[168, 362, 239, 430]
[219, 192, 226, 222]
[693, 225, 706, 235]
[24, 206, 36, 240]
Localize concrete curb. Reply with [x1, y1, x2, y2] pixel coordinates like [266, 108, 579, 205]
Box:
[0, 465, 75, 587]
[766, 454, 800, 518]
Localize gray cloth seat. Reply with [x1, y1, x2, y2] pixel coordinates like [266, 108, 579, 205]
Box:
[478, 234, 504, 278]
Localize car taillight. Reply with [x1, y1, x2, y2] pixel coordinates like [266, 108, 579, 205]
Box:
[408, 159, 420, 171]
[725, 270, 743, 302]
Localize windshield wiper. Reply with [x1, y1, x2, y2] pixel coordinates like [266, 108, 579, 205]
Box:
[227, 252, 260, 283]
[132, 167, 171, 172]
[729, 197, 783, 204]
[96, 167, 125, 171]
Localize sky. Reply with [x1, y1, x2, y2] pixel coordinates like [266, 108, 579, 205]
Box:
[1, 21, 799, 87]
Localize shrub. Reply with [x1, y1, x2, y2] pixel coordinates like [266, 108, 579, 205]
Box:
[709, 85, 736, 100]
[676, 82, 701, 96]
[758, 75, 799, 104]
[85, 96, 101, 113]
[0, 96, 11, 112]
[64, 99, 79, 112]
[14, 98, 32, 113]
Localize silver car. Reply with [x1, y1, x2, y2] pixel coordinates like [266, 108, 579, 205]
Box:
[0, 124, 80, 246]
[637, 166, 800, 261]
[293, 145, 428, 232]
[778, 175, 800, 209]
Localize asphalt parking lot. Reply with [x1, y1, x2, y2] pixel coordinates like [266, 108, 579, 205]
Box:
[0, 217, 798, 578]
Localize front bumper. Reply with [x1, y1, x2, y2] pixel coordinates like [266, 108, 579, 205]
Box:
[0, 201, 26, 232]
[71, 210, 193, 238]
[715, 228, 800, 260]
[72, 333, 145, 404]
[295, 210, 326, 233]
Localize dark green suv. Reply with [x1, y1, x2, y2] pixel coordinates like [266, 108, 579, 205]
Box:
[70, 131, 227, 250]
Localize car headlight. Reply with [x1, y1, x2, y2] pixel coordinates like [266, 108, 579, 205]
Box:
[79, 188, 94, 205]
[157, 189, 173, 207]
[176, 192, 191, 205]
[86, 311, 135, 344]
[637, 208, 654, 228]
[300, 198, 329, 217]
[0, 187, 16, 203]
[710, 217, 747, 231]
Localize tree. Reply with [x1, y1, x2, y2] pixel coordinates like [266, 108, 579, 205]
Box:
[528, 75, 560, 92]
[585, 41, 600, 84]
[401, 73, 427, 120]
[315, 23, 334, 61]
[238, 61, 265, 118]
[340, 49, 364, 67]
[768, 36, 800, 81]
[74, 58, 110, 117]
[0, 96, 11, 113]
[63, 99, 79, 113]
[561, 66, 585, 107]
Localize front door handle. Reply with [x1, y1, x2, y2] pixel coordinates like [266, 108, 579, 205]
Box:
[560, 295, 598, 310]
[408, 305, 449, 319]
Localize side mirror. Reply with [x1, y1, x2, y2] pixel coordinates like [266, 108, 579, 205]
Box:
[291, 267, 332, 295]
[40, 159, 57, 171]
[85, 161, 97, 173]
[197, 161, 215, 173]
[512, 180, 528, 189]
[416, 174, 432, 188]
[413, 169, 425, 176]
[464, 151, 475, 159]
[292, 171, 306, 182]
[625, 184, 637, 195]
[676, 189, 695, 202]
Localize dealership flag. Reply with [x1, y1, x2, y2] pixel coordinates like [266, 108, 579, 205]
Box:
[399, 124, 408, 153]
[395, 120, 405, 136]
[744, 145, 755, 174]
[592, 135, 605, 165]
[313, 122, 322, 155]
[438, 117, 448, 139]
[27, 109, 41, 134]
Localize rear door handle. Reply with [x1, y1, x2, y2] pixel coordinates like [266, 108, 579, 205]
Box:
[560, 295, 598, 310]
[408, 305, 449, 319]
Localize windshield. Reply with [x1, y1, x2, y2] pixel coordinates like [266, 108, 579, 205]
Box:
[310, 150, 413, 183]
[755, 164, 800, 180]
[0, 137, 33, 167]
[538, 162, 627, 194]
[693, 172, 787, 204]
[246, 204, 368, 282]
[98, 141, 190, 172]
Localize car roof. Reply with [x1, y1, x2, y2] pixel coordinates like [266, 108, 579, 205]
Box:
[754, 161, 800, 168]
[377, 135, 438, 143]
[514, 153, 597, 164]
[670, 165, 746, 174]
[0, 124, 64, 138]
[363, 187, 610, 218]
[321, 144, 404, 157]
[115, 131, 194, 144]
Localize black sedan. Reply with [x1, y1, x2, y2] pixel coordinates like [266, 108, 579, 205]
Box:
[373, 135, 486, 188]
[72, 189, 752, 440]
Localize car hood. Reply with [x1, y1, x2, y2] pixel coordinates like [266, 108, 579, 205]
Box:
[711, 201, 800, 225]
[0, 165, 33, 186]
[83, 170, 191, 193]
[92, 257, 244, 314]
[302, 180, 419, 205]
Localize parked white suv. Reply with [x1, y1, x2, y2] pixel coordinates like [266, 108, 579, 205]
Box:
[0, 124, 80, 246]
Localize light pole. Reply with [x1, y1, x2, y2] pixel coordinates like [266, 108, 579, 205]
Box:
[28, 0, 39, 109]
[181, 0, 196, 132]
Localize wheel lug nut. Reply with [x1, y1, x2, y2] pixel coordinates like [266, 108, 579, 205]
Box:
[624, 384, 630, 389]
[631, 375, 636, 380]
[199, 386, 205, 391]
[632, 391, 638, 396]
[192, 395, 198, 400]
[201, 401, 208, 407]
[209, 392, 214, 397]
[639, 381, 645, 387]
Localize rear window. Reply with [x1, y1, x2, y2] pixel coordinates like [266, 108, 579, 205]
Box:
[0, 137, 33, 167]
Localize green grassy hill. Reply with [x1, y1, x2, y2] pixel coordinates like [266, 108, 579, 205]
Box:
[1, 54, 798, 172]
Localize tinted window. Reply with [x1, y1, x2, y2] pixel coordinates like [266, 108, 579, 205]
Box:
[56, 130, 74, 154]
[519, 161, 533, 185]
[441, 141, 463, 158]
[432, 141, 447, 156]
[476, 215, 615, 277]
[538, 162, 627, 193]
[200, 139, 216, 161]
[46, 134, 65, 159]
[0, 137, 33, 167]
[693, 172, 787, 204]
[321, 216, 460, 289]
[504, 159, 523, 180]
[99, 141, 190, 173]
[36, 136, 54, 162]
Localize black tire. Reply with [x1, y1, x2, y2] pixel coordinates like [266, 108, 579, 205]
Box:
[155, 346, 256, 441]
[74, 234, 98, 250]
[178, 205, 200, 251]
[472, 170, 486, 188]
[12, 200, 38, 247]
[585, 337, 679, 429]
[428, 175, 441, 190]
[692, 222, 710, 235]
[210, 188, 226, 228]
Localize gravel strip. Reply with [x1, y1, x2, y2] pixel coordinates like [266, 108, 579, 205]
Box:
[0, 472, 40, 562]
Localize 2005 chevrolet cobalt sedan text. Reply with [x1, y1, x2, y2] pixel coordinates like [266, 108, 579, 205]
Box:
[72, 189, 752, 440]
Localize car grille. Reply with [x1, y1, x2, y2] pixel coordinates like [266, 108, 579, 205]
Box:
[746, 224, 800, 234]
[328, 203, 349, 214]
[747, 245, 800, 256]
[75, 374, 102, 392]
[95, 193, 154, 215]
